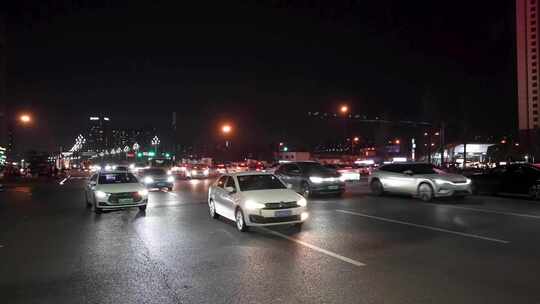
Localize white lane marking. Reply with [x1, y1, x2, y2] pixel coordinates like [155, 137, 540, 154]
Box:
[421, 203, 540, 220]
[59, 176, 70, 185]
[336, 209, 509, 244]
[260, 227, 366, 267]
[167, 192, 178, 197]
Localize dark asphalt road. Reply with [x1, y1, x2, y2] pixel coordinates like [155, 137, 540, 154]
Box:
[2, 177, 540, 304]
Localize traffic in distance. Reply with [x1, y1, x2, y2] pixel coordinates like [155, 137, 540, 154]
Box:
[80, 157, 540, 224]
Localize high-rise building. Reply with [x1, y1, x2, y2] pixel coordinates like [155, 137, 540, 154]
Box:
[517, 0, 540, 156]
[86, 116, 111, 152]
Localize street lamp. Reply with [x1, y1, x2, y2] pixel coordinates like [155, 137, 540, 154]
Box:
[340, 105, 349, 114]
[221, 124, 232, 148]
[350, 136, 360, 154]
[19, 114, 31, 124]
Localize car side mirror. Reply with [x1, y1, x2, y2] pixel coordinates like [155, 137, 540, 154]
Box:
[403, 170, 414, 176]
[224, 186, 235, 193]
[286, 183, 293, 189]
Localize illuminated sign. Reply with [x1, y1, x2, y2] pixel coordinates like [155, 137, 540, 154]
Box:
[89, 117, 99, 120]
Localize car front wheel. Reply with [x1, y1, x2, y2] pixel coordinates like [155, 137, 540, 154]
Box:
[209, 200, 219, 219]
[300, 182, 311, 198]
[418, 183, 434, 202]
[370, 179, 384, 196]
[139, 205, 147, 212]
[235, 209, 248, 232]
[94, 202, 102, 214]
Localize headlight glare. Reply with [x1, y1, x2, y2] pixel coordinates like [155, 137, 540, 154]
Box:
[138, 189, 149, 196]
[95, 190, 108, 199]
[309, 176, 324, 183]
[297, 197, 307, 207]
[144, 176, 154, 184]
[245, 200, 265, 209]
[167, 176, 175, 183]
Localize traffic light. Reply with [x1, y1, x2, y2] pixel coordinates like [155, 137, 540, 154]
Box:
[165, 153, 170, 158]
[137, 152, 142, 157]
[148, 151, 155, 157]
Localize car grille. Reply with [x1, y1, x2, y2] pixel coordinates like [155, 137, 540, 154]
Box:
[108, 192, 141, 204]
[249, 215, 301, 223]
[263, 201, 298, 209]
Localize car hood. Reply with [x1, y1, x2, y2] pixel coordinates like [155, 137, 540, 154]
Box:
[240, 189, 303, 203]
[421, 173, 468, 183]
[96, 183, 144, 193]
[305, 171, 341, 178]
[144, 174, 167, 178]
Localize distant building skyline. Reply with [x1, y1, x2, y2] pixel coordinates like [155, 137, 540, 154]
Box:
[516, 0, 540, 157]
[517, 0, 540, 130]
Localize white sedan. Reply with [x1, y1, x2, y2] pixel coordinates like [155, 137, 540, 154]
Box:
[85, 171, 149, 213]
[208, 172, 309, 232]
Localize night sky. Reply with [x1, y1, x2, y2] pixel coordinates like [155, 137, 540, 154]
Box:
[5, 0, 516, 153]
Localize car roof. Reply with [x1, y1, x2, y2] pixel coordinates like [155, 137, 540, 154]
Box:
[99, 170, 134, 174]
[223, 171, 274, 177]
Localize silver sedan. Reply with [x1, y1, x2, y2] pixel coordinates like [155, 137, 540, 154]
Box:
[369, 163, 472, 201]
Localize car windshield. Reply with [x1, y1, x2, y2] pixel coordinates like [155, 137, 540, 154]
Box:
[410, 164, 437, 174]
[297, 162, 334, 174]
[98, 173, 138, 184]
[237, 174, 286, 191]
[144, 168, 166, 176]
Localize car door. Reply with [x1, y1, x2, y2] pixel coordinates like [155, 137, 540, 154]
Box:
[275, 164, 291, 185]
[220, 176, 239, 219]
[380, 164, 413, 194]
[277, 164, 302, 191]
[86, 174, 98, 203]
[212, 176, 229, 216]
[501, 165, 523, 193]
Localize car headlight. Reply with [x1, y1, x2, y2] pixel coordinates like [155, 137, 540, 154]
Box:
[203, 169, 209, 175]
[465, 178, 472, 184]
[144, 176, 154, 184]
[191, 170, 197, 175]
[167, 176, 174, 183]
[434, 179, 447, 185]
[105, 165, 112, 171]
[245, 200, 265, 210]
[339, 175, 347, 182]
[95, 190, 108, 199]
[297, 197, 307, 207]
[309, 176, 324, 183]
[138, 189, 149, 196]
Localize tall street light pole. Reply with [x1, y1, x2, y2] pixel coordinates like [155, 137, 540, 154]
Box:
[340, 104, 349, 147]
[222, 124, 232, 148]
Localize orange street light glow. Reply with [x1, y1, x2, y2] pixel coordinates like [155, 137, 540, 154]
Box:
[353, 137, 359, 142]
[222, 125, 232, 134]
[340, 105, 349, 113]
[20, 114, 31, 123]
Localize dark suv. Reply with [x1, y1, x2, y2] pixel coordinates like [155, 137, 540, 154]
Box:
[274, 161, 345, 197]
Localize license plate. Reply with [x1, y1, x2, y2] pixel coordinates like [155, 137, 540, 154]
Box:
[157, 183, 166, 186]
[118, 198, 133, 204]
[275, 210, 292, 217]
[328, 185, 339, 190]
